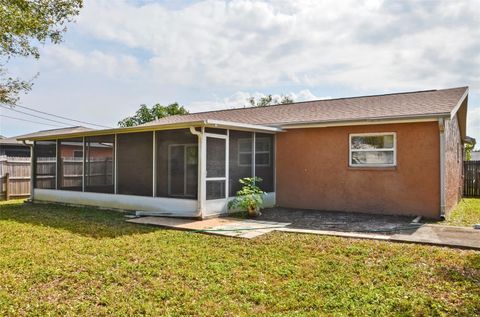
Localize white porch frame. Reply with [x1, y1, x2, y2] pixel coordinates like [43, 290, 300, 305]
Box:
[28, 121, 280, 219]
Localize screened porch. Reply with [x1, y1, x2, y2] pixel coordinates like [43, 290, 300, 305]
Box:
[28, 122, 279, 218]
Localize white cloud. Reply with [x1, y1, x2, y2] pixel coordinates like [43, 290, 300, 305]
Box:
[4, 0, 480, 139]
[41, 46, 141, 78]
[189, 88, 326, 112]
[75, 0, 480, 92]
[468, 107, 480, 142]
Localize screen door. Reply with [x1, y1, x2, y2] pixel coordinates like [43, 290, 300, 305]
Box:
[206, 135, 227, 200]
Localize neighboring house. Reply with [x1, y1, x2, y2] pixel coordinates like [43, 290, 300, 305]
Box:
[19, 87, 469, 219]
[470, 151, 480, 161]
[0, 137, 30, 157]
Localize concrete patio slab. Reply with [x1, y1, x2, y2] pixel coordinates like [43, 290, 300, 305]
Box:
[391, 224, 480, 249]
[279, 224, 480, 250]
[126, 216, 290, 239]
[127, 215, 480, 249]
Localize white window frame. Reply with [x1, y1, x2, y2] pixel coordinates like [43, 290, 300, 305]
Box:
[349, 132, 396, 167]
[237, 137, 271, 167]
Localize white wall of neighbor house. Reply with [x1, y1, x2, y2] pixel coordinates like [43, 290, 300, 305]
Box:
[31, 127, 277, 218]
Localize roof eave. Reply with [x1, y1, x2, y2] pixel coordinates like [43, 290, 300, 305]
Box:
[18, 119, 282, 141]
[279, 114, 450, 129]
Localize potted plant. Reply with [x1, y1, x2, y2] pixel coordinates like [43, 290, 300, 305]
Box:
[228, 177, 265, 217]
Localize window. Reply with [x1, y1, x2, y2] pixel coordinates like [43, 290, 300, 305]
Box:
[237, 137, 270, 167]
[349, 133, 396, 167]
[229, 131, 253, 196]
[255, 137, 271, 167]
[237, 138, 253, 166]
[255, 133, 274, 192]
[73, 150, 83, 158]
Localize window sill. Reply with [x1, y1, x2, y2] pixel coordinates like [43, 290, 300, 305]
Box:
[348, 166, 397, 171]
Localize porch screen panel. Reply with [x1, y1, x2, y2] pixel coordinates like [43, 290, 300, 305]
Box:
[85, 135, 114, 193]
[206, 137, 226, 200]
[117, 132, 153, 196]
[34, 141, 56, 189]
[255, 133, 274, 192]
[206, 180, 225, 200]
[58, 138, 83, 191]
[206, 137, 226, 178]
[156, 129, 198, 199]
[228, 130, 253, 196]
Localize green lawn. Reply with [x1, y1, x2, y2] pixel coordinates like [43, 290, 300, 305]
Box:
[0, 200, 478, 316]
[441, 198, 480, 227]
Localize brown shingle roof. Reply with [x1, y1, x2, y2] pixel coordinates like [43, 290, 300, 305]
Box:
[142, 87, 468, 127]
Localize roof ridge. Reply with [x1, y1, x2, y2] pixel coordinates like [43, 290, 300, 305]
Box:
[147, 86, 468, 125]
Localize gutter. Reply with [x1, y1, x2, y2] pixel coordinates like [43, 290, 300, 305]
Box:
[189, 126, 205, 218]
[281, 114, 449, 129]
[438, 118, 446, 219]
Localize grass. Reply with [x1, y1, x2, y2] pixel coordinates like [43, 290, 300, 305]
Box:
[0, 200, 479, 316]
[441, 198, 480, 227]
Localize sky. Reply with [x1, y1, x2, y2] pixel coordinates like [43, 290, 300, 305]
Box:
[1, 0, 479, 140]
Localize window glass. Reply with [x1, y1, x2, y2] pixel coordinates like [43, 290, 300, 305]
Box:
[351, 151, 394, 165]
[34, 141, 56, 189]
[255, 133, 274, 192]
[350, 133, 396, 167]
[351, 135, 394, 149]
[229, 131, 253, 196]
[156, 129, 198, 199]
[117, 132, 153, 196]
[85, 135, 114, 194]
[57, 138, 83, 191]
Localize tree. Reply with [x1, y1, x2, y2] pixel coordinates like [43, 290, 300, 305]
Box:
[247, 94, 294, 107]
[465, 143, 475, 161]
[118, 103, 189, 127]
[0, 0, 83, 105]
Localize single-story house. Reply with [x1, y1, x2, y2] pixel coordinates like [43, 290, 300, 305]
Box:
[18, 87, 469, 219]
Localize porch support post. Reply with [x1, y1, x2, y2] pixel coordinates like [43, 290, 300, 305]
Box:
[82, 136, 86, 192]
[114, 133, 118, 195]
[439, 118, 446, 218]
[225, 130, 229, 200]
[152, 131, 156, 197]
[28, 141, 35, 201]
[252, 132, 256, 179]
[55, 139, 58, 190]
[190, 126, 206, 218]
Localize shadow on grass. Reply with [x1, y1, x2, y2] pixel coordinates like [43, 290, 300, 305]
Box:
[436, 253, 480, 286]
[0, 201, 159, 239]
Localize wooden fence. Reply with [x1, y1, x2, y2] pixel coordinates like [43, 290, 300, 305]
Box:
[0, 155, 113, 200]
[464, 160, 480, 197]
[0, 156, 31, 200]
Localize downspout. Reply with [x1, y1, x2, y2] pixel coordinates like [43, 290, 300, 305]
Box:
[22, 140, 34, 202]
[190, 125, 205, 218]
[438, 118, 446, 219]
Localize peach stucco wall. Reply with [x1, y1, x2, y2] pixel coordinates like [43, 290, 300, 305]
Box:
[276, 122, 441, 218]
